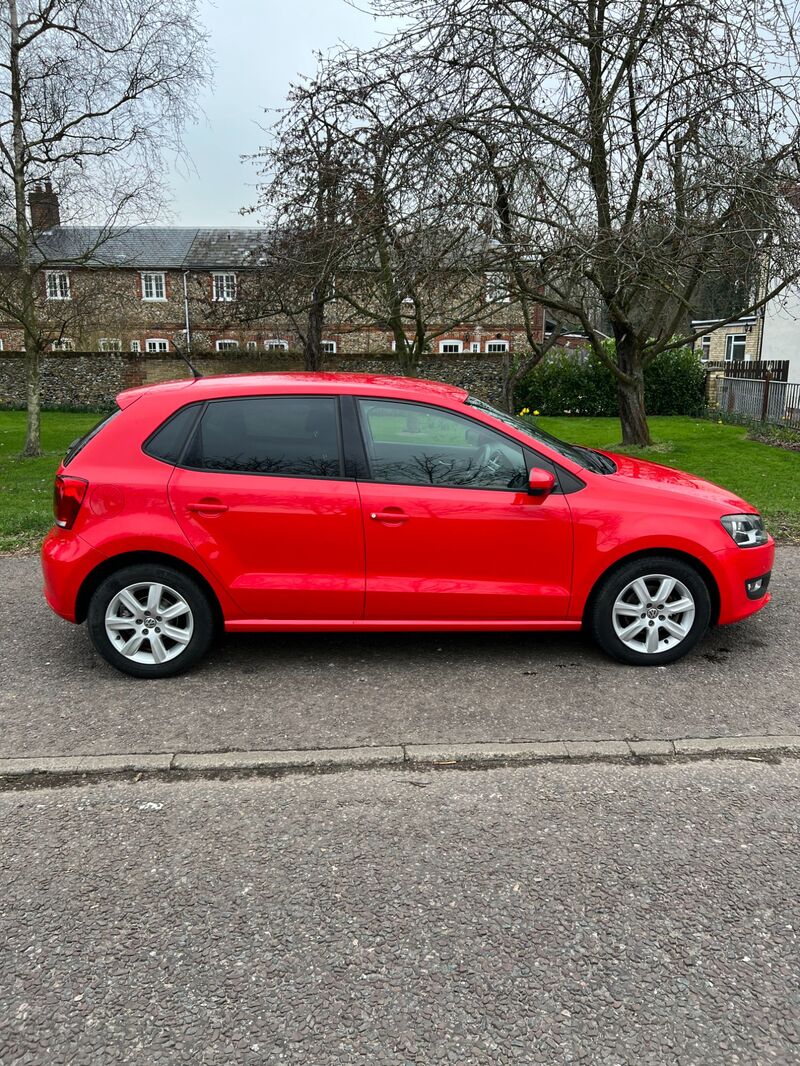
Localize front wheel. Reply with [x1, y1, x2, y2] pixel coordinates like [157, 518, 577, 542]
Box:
[589, 556, 712, 666]
[87, 564, 215, 678]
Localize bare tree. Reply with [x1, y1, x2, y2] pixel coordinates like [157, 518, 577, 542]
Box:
[0, 0, 211, 455]
[361, 0, 800, 443]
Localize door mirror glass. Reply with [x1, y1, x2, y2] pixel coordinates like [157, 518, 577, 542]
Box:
[528, 468, 556, 498]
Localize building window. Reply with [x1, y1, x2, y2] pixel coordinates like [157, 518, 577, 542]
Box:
[146, 338, 169, 352]
[130, 340, 141, 353]
[486, 340, 509, 353]
[439, 339, 463, 354]
[265, 339, 289, 351]
[141, 272, 166, 301]
[52, 338, 74, 351]
[724, 334, 747, 362]
[470, 342, 480, 353]
[45, 271, 70, 300]
[246, 340, 257, 351]
[321, 340, 337, 354]
[0, 339, 4, 351]
[212, 272, 237, 302]
[699, 336, 711, 362]
[216, 339, 239, 351]
[99, 338, 122, 352]
[485, 272, 509, 303]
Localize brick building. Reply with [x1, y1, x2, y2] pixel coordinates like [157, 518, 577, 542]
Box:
[0, 186, 544, 357]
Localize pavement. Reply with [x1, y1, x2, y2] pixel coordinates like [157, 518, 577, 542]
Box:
[1, 550, 798, 761]
[2, 760, 800, 1065]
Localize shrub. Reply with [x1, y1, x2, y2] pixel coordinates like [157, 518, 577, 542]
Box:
[515, 343, 706, 417]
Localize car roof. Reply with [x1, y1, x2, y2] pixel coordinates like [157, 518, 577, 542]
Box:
[117, 372, 470, 408]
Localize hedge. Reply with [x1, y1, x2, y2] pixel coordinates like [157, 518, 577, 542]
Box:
[515, 344, 707, 417]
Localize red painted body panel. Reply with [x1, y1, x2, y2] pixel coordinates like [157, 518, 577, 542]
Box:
[40, 372, 775, 639]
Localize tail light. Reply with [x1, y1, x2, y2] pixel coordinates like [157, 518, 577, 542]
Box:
[53, 474, 88, 529]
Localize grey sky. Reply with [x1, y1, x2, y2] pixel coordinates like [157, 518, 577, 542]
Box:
[169, 0, 392, 226]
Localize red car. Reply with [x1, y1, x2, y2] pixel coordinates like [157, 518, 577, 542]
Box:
[42, 373, 774, 678]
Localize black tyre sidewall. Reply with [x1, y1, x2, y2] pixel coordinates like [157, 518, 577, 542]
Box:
[590, 556, 711, 666]
[87, 564, 214, 678]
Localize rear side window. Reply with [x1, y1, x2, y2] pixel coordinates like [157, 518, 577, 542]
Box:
[144, 404, 202, 465]
[63, 408, 120, 468]
[184, 396, 341, 479]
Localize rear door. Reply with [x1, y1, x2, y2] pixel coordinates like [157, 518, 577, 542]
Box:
[354, 398, 574, 621]
[168, 394, 365, 620]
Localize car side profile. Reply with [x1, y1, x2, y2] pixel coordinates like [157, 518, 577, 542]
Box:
[42, 372, 774, 678]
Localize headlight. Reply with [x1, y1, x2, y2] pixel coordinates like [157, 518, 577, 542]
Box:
[721, 513, 768, 547]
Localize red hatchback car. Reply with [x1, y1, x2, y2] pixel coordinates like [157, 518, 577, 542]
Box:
[42, 373, 774, 678]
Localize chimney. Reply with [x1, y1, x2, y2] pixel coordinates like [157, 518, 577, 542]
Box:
[28, 181, 60, 231]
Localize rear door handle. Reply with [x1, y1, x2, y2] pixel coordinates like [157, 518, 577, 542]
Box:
[370, 510, 409, 523]
[186, 500, 228, 516]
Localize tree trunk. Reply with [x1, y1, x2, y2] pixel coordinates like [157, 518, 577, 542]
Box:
[615, 336, 652, 446]
[23, 342, 43, 457]
[305, 291, 325, 370]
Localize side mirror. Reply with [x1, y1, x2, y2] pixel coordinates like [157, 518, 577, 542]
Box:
[528, 468, 556, 499]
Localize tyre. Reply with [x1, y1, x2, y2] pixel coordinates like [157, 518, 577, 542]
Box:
[87, 564, 215, 678]
[589, 555, 712, 666]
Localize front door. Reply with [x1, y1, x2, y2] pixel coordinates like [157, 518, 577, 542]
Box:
[355, 398, 573, 621]
[168, 394, 364, 620]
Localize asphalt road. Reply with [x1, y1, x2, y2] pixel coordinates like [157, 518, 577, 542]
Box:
[2, 760, 799, 1065]
[1, 550, 798, 759]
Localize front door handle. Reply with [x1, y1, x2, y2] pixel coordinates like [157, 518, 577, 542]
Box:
[370, 509, 409, 523]
[186, 499, 228, 516]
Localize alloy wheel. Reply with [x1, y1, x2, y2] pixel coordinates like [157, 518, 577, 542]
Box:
[611, 573, 696, 655]
[104, 581, 194, 665]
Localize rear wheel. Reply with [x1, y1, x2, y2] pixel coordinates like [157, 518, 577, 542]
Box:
[589, 556, 711, 666]
[87, 564, 214, 678]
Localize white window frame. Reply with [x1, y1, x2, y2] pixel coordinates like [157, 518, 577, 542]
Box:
[699, 335, 711, 362]
[470, 341, 481, 353]
[724, 334, 747, 362]
[146, 338, 169, 353]
[45, 271, 71, 301]
[321, 340, 337, 354]
[439, 339, 463, 354]
[216, 339, 239, 351]
[141, 272, 166, 302]
[264, 339, 289, 351]
[130, 340, 141, 353]
[212, 272, 237, 303]
[51, 337, 74, 351]
[98, 338, 122, 352]
[485, 272, 510, 304]
[246, 340, 258, 351]
[485, 339, 509, 353]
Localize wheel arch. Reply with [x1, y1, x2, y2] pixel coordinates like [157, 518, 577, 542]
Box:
[75, 550, 224, 631]
[582, 548, 721, 627]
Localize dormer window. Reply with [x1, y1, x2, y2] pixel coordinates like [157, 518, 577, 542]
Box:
[141, 272, 166, 301]
[45, 271, 70, 300]
[213, 272, 237, 302]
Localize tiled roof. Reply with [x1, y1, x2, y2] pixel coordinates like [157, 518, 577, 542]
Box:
[24, 226, 267, 269]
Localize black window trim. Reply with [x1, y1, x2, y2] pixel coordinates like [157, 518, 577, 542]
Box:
[353, 395, 582, 494]
[148, 393, 351, 483]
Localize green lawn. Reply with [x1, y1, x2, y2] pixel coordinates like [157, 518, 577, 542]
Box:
[0, 410, 101, 552]
[1, 410, 798, 552]
[538, 415, 800, 543]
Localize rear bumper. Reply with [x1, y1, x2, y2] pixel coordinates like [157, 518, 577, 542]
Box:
[41, 527, 106, 623]
[713, 538, 775, 625]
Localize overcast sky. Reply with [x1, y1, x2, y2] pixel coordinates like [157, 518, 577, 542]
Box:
[168, 0, 393, 227]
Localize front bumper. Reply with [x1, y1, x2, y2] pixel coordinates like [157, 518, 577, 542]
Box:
[713, 538, 775, 625]
[41, 526, 106, 623]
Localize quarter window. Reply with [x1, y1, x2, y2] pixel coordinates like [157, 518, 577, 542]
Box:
[213, 273, 237, 302]
[141, 272, 166, 301]
[185, 396, 341, 479]
[357, 399, 528, 491]
[45, 271, 70, 300]
[725, 334, 747, 361]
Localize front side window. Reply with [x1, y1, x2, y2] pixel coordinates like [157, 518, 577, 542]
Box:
[146, 338, 169, 352]
[725, 334, 747, 362]
[213, 272, 237, 302]
[357, 399, 528, 490]
[185, 396, 341, 479]
[45, 271, 70, 300]
[141, 272, 166, 301]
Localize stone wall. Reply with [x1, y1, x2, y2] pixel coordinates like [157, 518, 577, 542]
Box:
[0, 349, 509, 411]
